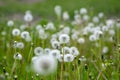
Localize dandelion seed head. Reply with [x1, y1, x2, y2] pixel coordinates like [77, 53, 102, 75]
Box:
[16, 42, 24, 49]
[34, 47, 44, 56]
[7, 20, 14, 27]
[13, 52, 22, 60]
[54, 5, 62, 17]
[21, 31, 30, 39]
[24, 11, 33, 22]
[70, 47, 79, 56]
[77, 38, 85, 44]
[59, 34, 70, 44]
[51, 40, 60, 49]
[64, 54, 74, 62]
[63, 11, 70, 21]
[12, 28, 20, 36]
[80, 8, 87, 14]
[49, 49, 60, 59]
[93, 16, 99, 23]
[79, 56, 86, 62]
[32, 55, 57, 75]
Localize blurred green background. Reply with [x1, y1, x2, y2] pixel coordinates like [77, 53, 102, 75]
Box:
[0, 0, 120, 21]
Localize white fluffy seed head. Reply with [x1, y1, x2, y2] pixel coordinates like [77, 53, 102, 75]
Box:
[39, 33, 48, 40]
[59, 34, 70, 44]
[79, 56, 86, 62]
[54, 5, 62, 17]
[70, 47, 79, 56]
[62, 27, 70, 34]
[57, 54, 63, 62]
[102, 46, 109, 54]
[20, 25, 27, 30]
[64, 54, 74, 62]
[49, 49, 60, 59]
[71, 33, 78, 40]
[7, 20, 14, 27]
[36, 25, 43, 31]
[13, 52, 22, 60]
[106, 19, 114, 28]
[44, 48, 51, 55]
[93, 16, 99, 23]
[98, 12, 104, 18]
[63, 11, 70, 21]
[45, 22, 55, 30]
[12, 29, 21, 36]
[32, 55, 57, 75]
[89, 35, 97, 41]
[83, 15, 89, 21]
[16, 42, 24, 49]
[24, 11, 33, 22]
[77, 38, 85, 44]
[34, 47, 44, 56]
[51, 40, 60, 49]
[102, 26, 108, 32]
[21, 31, 30, 39]
[25, 36, 32, 42]
[62, 47, 70, 54]
[80, 8, 87, 14]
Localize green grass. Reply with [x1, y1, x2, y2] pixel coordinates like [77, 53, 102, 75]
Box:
[0, 0, 120, 19]
[0, 0, 120, 80]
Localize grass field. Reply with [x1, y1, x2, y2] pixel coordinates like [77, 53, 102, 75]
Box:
[0, 0, 120, 19]
[0, 0, 120, 80]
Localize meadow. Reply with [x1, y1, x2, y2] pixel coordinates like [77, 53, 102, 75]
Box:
[0, 0, 120, 80]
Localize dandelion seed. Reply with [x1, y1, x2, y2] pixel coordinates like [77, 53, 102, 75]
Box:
[62, 27, 70, 34]
[59, 34, 70, 44]
[63, 11, 70, 21]
[49, 49, 60, 59]
[106, 19, 114, 28]
[83, 15, 89, 21]
[64, 54, 74, 62]
[54, 5, 62, 18]
[44, 48, 51, 54]
[34, 47, 44, 56]
[32, 55, 57, 75]
[102, 46, 108, 54]
[7, 20, 14, 27]
[89, 35, 97, 41]
[71, 33, 78, 40]
[21, 31, 30, 39]
[5, 72, 9, 78]
[79, 56, 86, 62]
[70, 47, 79, 56]
[77, 38, 85, 44]
[12, 29, 20, 36]
[25, 36, 32, 42]
[98, 12, 104, 18]
[80, 8, 87, 14]
[39, 33, 48, 40]
[13, 52, 22, 60]
[24, 11, 33, 22]
[46, 22, 55, 30]
[62, 47, 70, 54]
[36, 25, 43, 30]
[57, 54, 64, 62]
[93, 16, 99, 23]
[16, 42, 24, 49]
[20, 25, 27, 30]
[51, 40, 60, 49]
[13, 75, 17, 80]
